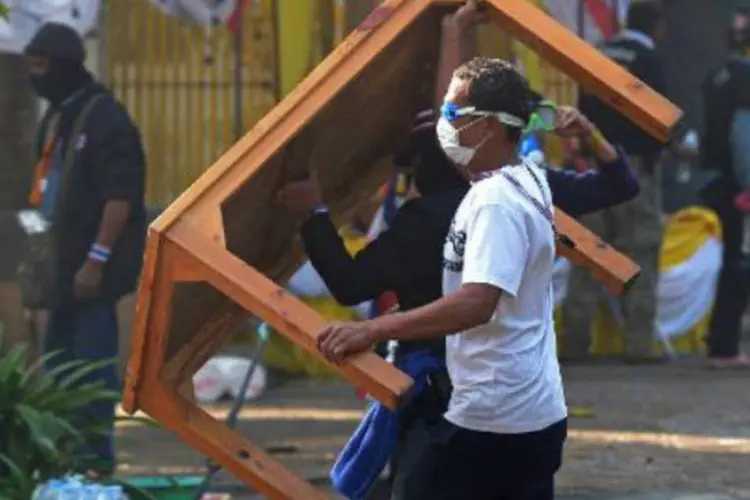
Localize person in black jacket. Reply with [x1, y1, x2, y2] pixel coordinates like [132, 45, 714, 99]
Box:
[699, 5, 750, 368]
[24, 23, 146, 474]
[577, 0, 667, 359]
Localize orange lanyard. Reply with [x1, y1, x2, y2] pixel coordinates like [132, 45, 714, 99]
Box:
[28, 114, 60, 207]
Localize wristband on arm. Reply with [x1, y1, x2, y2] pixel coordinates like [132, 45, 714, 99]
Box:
[88, 243, 111, 263]
[313, 204, 329, 215]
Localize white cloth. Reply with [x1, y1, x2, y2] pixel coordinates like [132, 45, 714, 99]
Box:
[147, 0, 239, 26]
[655, 238, 723, 340]
[366, 205, 388, 241]
[442, 163, 567, 435]
[286, 260, 371, 320]
[366, 194, 408, 240]
[0, 0, 100, 54]
[287, 261, 331, 299]
[612, 29, 656, 50]
[552, 257, 572, 307]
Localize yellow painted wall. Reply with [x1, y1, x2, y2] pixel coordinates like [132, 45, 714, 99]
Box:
[277, 0, 316, 97]
[105, 0, 578, 205]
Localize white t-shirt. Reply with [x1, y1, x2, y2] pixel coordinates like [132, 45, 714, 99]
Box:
[442, 161, 567, 434]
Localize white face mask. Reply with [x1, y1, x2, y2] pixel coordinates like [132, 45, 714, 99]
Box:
[436, 116, 487, 167]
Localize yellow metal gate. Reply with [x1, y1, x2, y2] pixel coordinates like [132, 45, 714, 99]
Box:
[103, 0, 577, 206]
[104, 0, 278, 206]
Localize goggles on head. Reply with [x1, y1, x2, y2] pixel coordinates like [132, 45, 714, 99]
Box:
[440, 99, 558, 134]
[441, 102, 526, 128]
[526, 100, 558, 133]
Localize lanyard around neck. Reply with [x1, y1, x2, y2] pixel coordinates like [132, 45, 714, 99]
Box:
[473, 161, 556, 235]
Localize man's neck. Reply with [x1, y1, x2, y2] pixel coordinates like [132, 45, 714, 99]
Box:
[471, 151, 521, 175]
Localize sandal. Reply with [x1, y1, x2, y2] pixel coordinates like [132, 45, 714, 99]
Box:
[708, 354, 750, 370]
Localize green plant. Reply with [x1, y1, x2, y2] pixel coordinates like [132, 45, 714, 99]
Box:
[0, 2, 8, 20]
[0, 329, 156, 499]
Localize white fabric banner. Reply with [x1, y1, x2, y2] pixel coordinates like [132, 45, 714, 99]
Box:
[544, 0, 632, 46]
[655, 238, 723, 341]
[0, 0, 100, 54]
[552, 238, 723, 340]
[287, 260, 372, 320]
[147, 0, 239, 26]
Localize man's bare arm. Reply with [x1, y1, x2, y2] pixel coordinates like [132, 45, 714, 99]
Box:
[434, 0, 483, 107]
[369, 283, 501, 343]
[94, 200, 130, 251]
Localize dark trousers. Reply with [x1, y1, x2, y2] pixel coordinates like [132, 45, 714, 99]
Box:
[389, 367, 452, 500]
[410, 418, 567, 500]
[44, 300, 120, 470]
[704, 179, 749, 357]
[389, 417, 437, 500]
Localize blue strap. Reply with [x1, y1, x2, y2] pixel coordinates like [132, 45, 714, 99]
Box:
[330, 351, 443, 499]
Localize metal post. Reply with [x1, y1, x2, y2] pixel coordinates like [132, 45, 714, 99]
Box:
[233, 0, 244, 140]
[612, 0, 621, 35]
[270, 0, 282, 102]
[318, 0, 335, 58]
[193, 321, 271, 500]
[96, 1, 109, 87]
[577, 0, 586, 40]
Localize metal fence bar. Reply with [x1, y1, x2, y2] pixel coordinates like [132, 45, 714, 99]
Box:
[105, 0, 278, 207]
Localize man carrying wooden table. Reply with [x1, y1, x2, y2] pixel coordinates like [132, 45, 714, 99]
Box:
[314, 56, 586, 500]
[279, 3, 639, 498]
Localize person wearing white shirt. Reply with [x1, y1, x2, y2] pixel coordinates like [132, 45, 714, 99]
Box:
[317, 57, 569, 499]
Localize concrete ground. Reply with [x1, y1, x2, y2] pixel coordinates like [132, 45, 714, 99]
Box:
[116, 360, 750, 499]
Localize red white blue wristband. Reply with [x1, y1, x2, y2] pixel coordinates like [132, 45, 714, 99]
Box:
[88, 243, 111, 263]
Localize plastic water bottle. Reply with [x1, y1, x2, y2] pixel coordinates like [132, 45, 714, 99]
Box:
[677, 129, 699, 183]
[676, 160, 692, 183]
[32, 476, 128, 500]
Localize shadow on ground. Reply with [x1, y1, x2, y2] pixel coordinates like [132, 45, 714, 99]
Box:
[116, 363, 750, 498]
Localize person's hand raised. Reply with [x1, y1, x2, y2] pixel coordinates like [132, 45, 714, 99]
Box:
[446, 0, 486, 33]
[553, 106, 596, 138]
[275, 169, 324, 215]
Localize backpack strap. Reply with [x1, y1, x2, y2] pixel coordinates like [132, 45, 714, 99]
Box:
[53, 93, 107, 219]
[62, 93, 106, 179]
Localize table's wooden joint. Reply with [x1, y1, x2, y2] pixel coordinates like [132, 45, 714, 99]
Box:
[138, 383, 330, 500]
[555, 210, 641, 296]
[166, 218, 415, 410]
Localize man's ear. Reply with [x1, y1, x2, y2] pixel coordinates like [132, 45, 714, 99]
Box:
[483, 118, 505, 139]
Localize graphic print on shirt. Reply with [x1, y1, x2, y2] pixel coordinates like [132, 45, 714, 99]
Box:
[443, 218, 466, 273]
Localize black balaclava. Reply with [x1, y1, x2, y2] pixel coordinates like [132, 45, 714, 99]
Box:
[394, 111, 468, 197]
[24, 22, 93, 105]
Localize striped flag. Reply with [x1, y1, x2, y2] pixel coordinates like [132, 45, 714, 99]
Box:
[543, 0, 631, 45]
[226, 0, 249, 33]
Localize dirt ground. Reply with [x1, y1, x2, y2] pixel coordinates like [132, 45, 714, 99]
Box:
[116, 360, 750, 499]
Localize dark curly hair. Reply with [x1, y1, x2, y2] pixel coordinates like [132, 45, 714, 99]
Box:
[454, 57, 533, 144]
